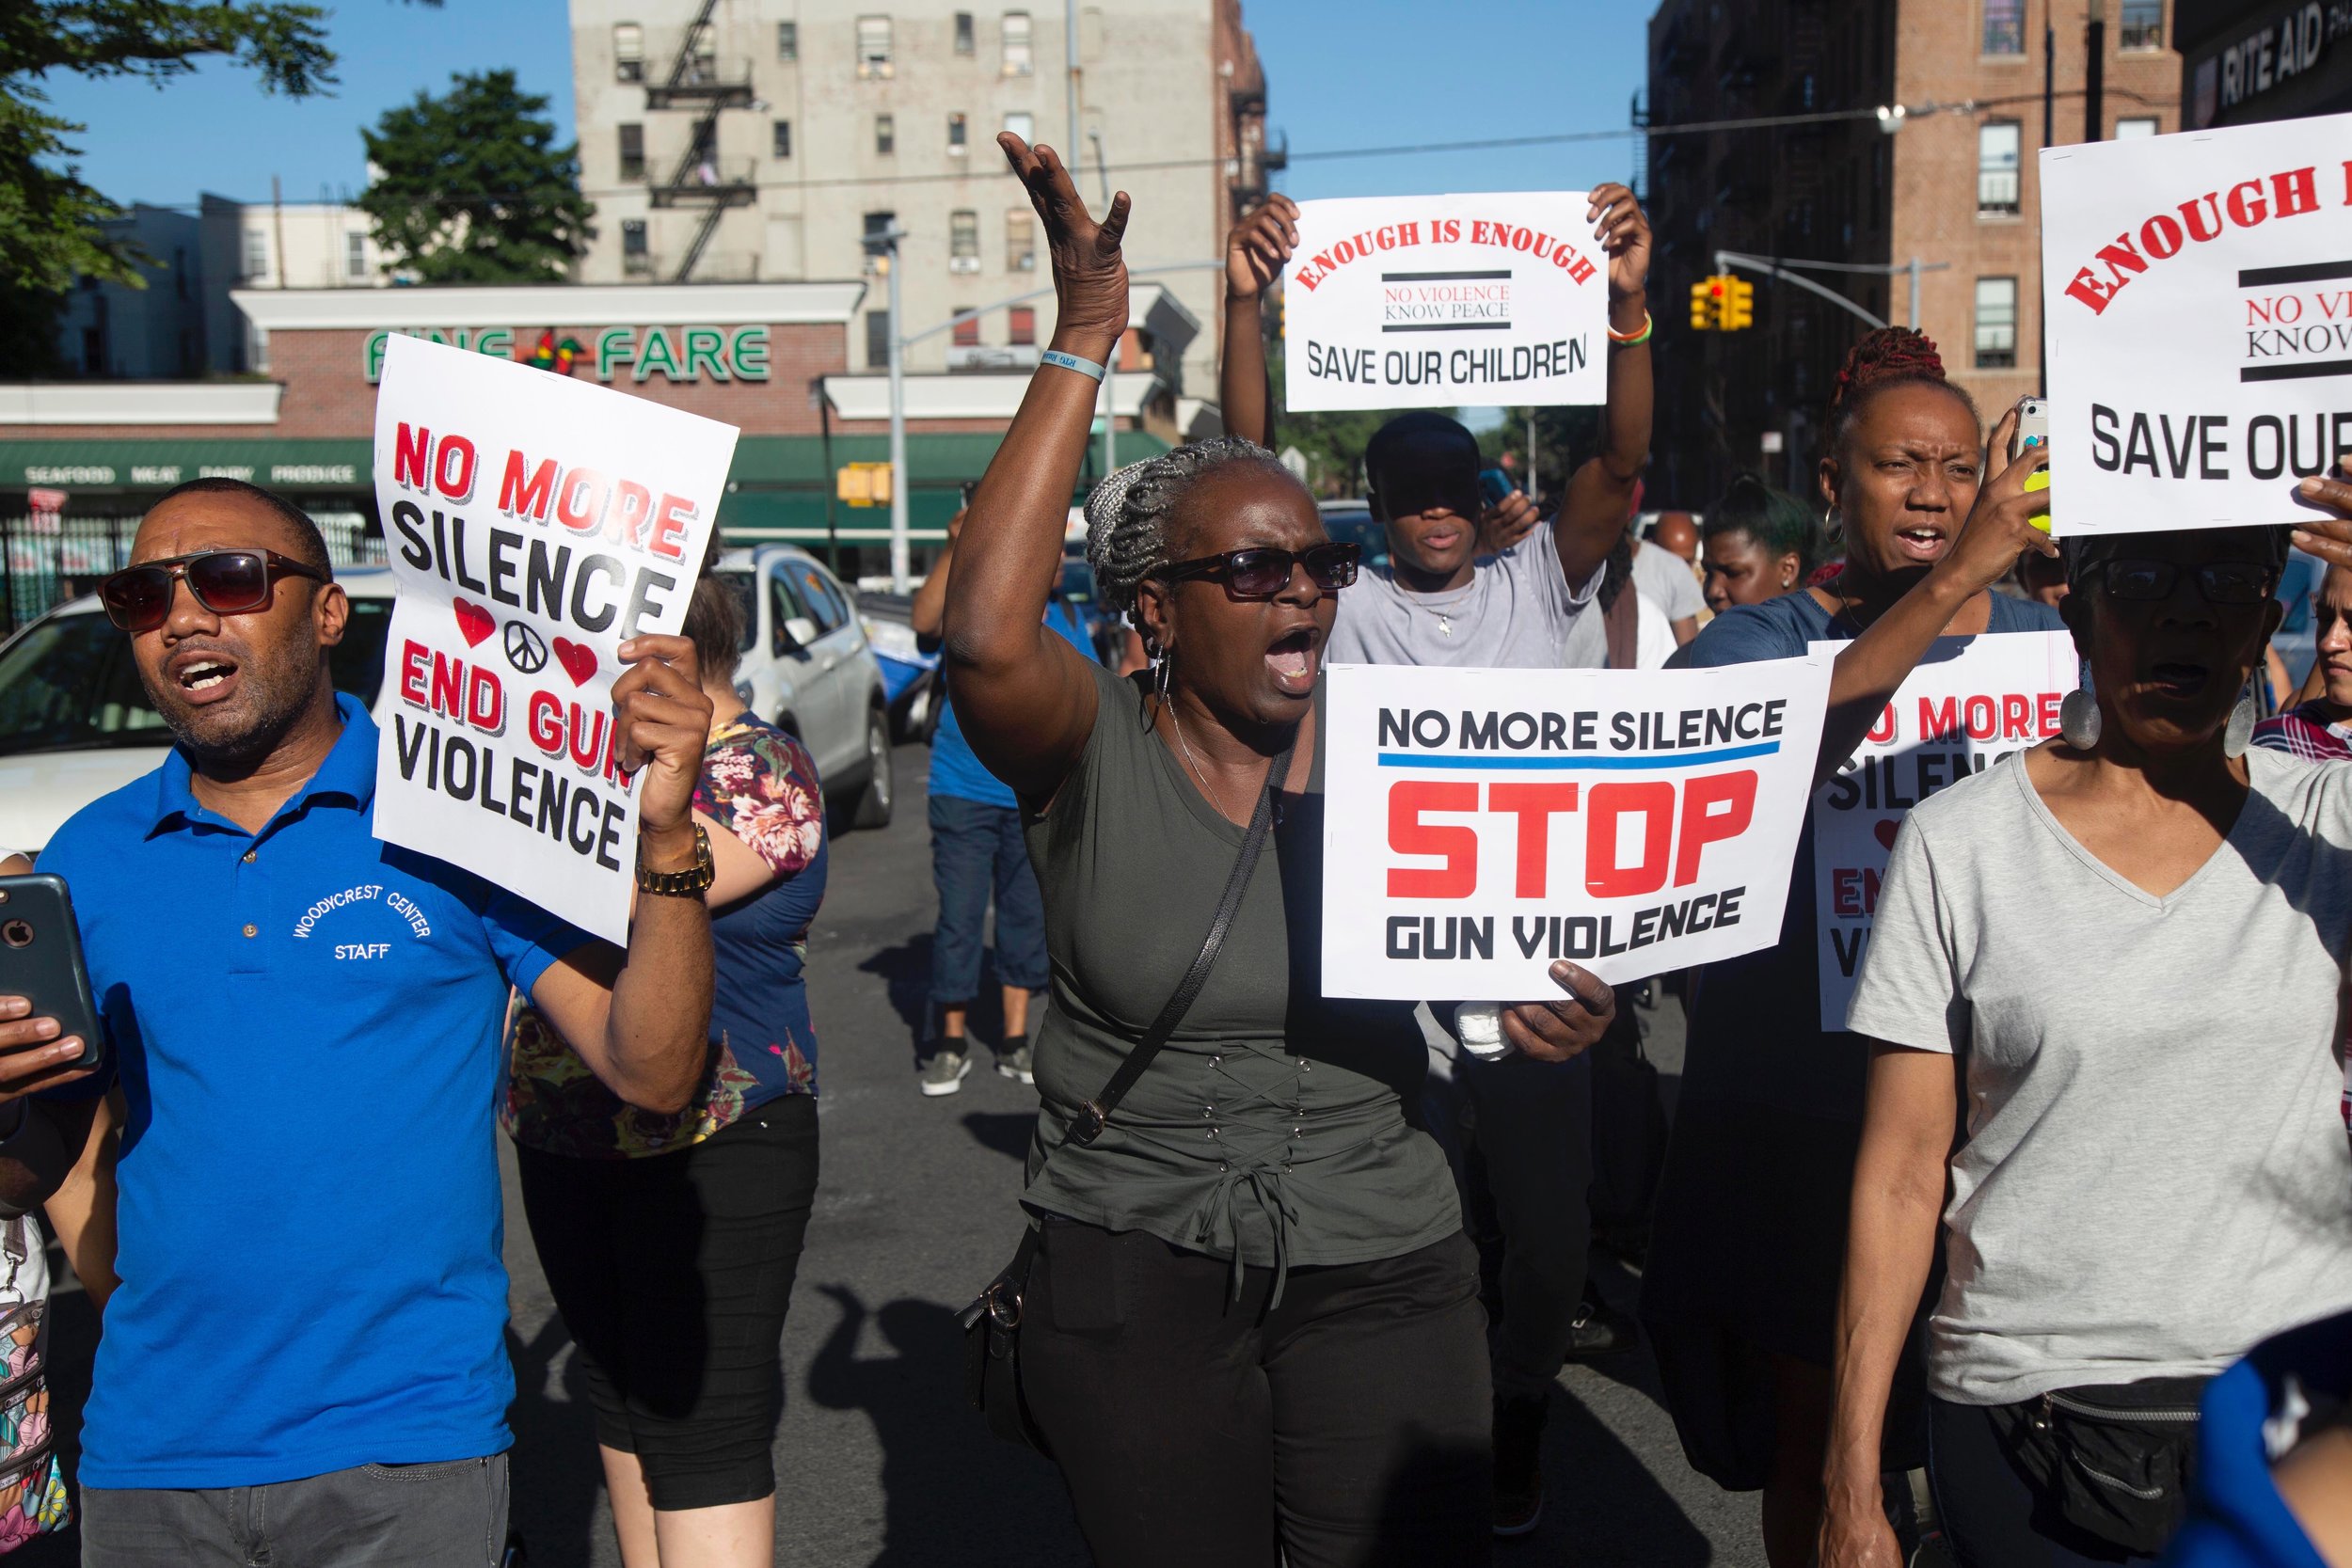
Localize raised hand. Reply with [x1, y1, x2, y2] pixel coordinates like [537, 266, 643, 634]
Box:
[1227, 194, 1299, 302]
[0, 996, 93, 1104]
[1933, 403, 2059, 597]
[2295, 456, 2352, 566]
[1500, 960, 1614, 1062]
[1000, 132, 1131, 350]
[1588, 182, 1651, 303]
[612, 633, 714, 864]
[1480, 491, 1541, 554]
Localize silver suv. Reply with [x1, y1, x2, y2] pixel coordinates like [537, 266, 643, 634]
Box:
[713, 546, 893, 829]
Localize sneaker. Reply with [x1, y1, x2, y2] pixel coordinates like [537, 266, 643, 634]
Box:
[996, 1036, 1034, 1085]
[1491, 1393, 1548, 1537]
[1561, 1282, 1640, 1361]
[920, 1049, 972, 1097]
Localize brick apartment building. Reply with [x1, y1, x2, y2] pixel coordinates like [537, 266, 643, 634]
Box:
[1645, 0, 2179, 508]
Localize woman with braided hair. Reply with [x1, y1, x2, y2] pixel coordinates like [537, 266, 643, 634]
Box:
[942, 134, 1615, 1568]
[1639, 326, 2061, 1566]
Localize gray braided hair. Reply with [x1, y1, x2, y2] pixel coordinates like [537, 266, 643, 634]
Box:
[1083, 436, 1288, 641]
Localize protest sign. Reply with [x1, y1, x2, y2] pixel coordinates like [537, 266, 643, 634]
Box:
[1282, 193, 1609, 413]
[2042, 112, 2352, 536]
[1811, 630, 2078, 1029]
[371, 334, 738, 943]
[1320, 657, 1831, 999]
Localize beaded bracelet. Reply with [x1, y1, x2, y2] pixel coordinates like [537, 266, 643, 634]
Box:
[1607, 310, 1655, 348]
[1041, 348, 1108, 382]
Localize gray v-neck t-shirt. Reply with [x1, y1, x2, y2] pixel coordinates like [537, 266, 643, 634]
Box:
[1850, 748, 2352, 1404]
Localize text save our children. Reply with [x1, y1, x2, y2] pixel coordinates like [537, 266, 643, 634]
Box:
[369, 333, 738, 944]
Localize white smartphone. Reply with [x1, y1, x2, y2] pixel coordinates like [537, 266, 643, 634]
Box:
[2014, 397, 2052, 531]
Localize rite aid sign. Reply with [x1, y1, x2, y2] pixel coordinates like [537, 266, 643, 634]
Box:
[362, 325, 773, 385]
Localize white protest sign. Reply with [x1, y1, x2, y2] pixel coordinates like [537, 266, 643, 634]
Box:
[1321, 657, 1831, 999]
[1811, 631, 2078, 1029]
[1283, 193, 1609, 413]
[371, 334, 739, 943]
[2042, 113, 2352, 536]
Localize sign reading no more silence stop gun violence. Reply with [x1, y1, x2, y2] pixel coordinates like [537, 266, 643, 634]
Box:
[371, 334, 738, 944]
[2042, 111, 2352, 535]
[1320, 657, 1832, 1000]
[1283, 194, 1610, 413]
[1809, 631, 2079, 1030]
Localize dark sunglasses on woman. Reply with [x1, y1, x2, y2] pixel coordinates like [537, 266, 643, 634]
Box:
[99, 549, 331, 634]
[2086, 558, 2276, 606]
[1156, 542, 1361, 600]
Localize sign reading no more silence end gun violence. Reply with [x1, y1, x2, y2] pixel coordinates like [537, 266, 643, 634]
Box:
[1320, 657, 1831, 999]
[371, 334, 738, 944]
[1283, 193, 1610, 413]
[2042, 111, 2352, 535]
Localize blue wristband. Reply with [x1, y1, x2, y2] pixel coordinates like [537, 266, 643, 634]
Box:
[1041, 349, 1107, 382]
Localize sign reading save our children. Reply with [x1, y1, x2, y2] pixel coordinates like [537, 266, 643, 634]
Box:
[370, 333, 738, 943]
[1282, 194, 1610, 413]
[1809, 632, 2079, 1030]
[1320, 658, 1831, 998]
[2042, 111, 2352, 534]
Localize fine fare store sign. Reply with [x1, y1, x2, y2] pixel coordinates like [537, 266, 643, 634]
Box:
[363, 325, 773, 385]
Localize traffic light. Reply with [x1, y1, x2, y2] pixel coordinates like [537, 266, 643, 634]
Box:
[1689, 277, 1722, 330]
[1723, 277, 1756, 331]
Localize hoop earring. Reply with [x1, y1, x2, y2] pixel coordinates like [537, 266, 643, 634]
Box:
[1153, 646, 1174, 711]
[2058, 687, 2102, 750]
[2223, 677, 2259, 759]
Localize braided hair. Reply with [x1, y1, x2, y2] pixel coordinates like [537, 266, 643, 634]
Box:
[1705, 472, 1820, 574]
[1824, 326, 1979, 461]
[1083, 436, 1292, 641]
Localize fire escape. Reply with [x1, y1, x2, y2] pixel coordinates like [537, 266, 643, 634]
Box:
[644, 0, 756, 282]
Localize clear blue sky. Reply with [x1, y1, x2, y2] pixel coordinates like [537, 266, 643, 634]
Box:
[40, 0, 1651, 212]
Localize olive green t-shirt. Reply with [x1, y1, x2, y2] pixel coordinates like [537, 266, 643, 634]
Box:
[1020, 661, 1461, 1278]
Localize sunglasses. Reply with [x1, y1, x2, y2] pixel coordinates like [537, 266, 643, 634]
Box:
[99, 549, 330, 634]
[1156, 543, 1361, 600]
[2085, 558, 2276, 607]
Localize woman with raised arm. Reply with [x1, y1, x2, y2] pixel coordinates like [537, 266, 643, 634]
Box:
[946, 135, 1614, 1568]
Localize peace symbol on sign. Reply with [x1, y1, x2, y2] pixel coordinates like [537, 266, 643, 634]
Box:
[503, 619, 549, 675]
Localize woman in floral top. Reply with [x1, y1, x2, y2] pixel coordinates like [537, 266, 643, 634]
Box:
[506, 566, 827, 1565]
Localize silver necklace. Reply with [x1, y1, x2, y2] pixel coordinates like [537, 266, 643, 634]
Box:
[1166, 705, 1241, 820]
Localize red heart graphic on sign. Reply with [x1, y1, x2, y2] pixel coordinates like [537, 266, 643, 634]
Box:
[552, 638, 598, 687]
[452, 597, 495, 648]
[1873, 818, 1900, 851]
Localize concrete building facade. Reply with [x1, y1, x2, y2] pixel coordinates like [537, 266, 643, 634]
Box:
[1645, 0, 2179, 507]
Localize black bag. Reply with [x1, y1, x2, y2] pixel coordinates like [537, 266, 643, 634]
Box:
[958, 735, 1295, 1455]
[1984, 1376, 2208, 1556]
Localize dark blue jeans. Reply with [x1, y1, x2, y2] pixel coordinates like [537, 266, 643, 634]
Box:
[928, 793, 1047, 1009]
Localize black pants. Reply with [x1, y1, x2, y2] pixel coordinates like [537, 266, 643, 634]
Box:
[1929, 1397, 2160, 1567]
[516, 1097, 819, 1512]
[1020, 1222, 1491, 1568]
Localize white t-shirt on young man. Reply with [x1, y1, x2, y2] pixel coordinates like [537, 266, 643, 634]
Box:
[1630, 538, 1705, 626]
[1328, 533, 1607, 670]
[1849, 748, 2352, 1406]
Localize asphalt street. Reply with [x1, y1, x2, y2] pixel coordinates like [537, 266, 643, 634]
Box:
[26, 742, 1768, 1567]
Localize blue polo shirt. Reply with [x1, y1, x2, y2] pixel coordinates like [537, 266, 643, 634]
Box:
[39, 695, 588, 1488]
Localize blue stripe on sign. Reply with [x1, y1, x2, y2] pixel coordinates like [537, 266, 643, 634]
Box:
[1375, 741, 1783, 770]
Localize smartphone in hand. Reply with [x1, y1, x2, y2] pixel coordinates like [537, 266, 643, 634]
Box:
[2014, 397, 2052, 532]
[1478, 467, 1518, 509]
[0, 876, 103, 1073]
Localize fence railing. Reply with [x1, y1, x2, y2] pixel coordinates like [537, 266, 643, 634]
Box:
[0, 513, 387, 640]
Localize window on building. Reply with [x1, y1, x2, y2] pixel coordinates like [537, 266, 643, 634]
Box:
[955, 11, 976, 54]
[614, 23, 644, 82]
[772, 119, 793, 158]
[1006, 208, 1036, 270]
[345, 231, 367, 281]
[618, 122, 645, 182]
[244, 229, 268, 282]
[2120, 0, 2164, 51]
[948, 112, 968, 153]
[951, 209, 979, 271]
[1003, 110, 1034, 142]
[777, 21, 798, 60]
[866, 309, 893, 369]
[1975, 277, 2019, 368]
[858, 15, 894, 77]
[683, 21, 716, 83]
[1982, 0, 2025, 55]
[1977, 120, 2021, 216]
[1002, 11, 1033, 75]
[876, 113, 896, 154]
[1008, 306, 1037, 345]
[2117, 116, 2159, 138]
[622, 218, 650, 275]
[953, 309, 980, 347]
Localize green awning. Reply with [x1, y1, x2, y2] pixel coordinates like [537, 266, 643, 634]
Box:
[0, 439, 372, 492]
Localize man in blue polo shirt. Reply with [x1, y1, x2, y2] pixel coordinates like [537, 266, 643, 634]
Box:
[0, 477, 718, 1563]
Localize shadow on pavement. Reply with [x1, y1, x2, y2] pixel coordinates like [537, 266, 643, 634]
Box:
[856, 938, 936, 1050]
[507, 1312, 604, 1566]
[961, 1110, 1038, 1163]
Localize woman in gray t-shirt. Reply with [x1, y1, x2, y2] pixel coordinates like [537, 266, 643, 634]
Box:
[940, 136, 1616, 1568]
[1822, 521, 2352, 1568]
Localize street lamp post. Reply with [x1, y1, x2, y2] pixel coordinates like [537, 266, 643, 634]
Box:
[863, 222, 912, 593]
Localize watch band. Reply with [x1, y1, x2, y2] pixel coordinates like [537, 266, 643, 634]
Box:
[636, 825, 715, 898]
[1041, 348, 1107, 382]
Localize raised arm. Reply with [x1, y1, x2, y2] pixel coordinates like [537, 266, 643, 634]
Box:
[1818, 1044, 1956, 1568]
[940, 135, 1129, 801]
[1550, 183, 1653, 588]
[1217, 194, 1297, 450]
[910, 510, 961, 648]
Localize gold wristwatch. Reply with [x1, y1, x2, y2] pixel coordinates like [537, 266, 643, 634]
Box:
[635, 824, 715, 898]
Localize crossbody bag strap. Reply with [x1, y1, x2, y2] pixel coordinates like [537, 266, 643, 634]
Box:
[1065, 733, 1298, 1148]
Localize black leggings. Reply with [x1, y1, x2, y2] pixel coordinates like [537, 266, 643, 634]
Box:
[516, 1097, 819, 1512]
[1019, 1221, 1491, 1568]
[1929, 1397, 2160, 1567]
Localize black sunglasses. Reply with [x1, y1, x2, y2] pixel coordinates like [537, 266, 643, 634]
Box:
[1156, 543, 1361, 599]
[99, 549, 330, 634]
[2085, 558, 2276, 607]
